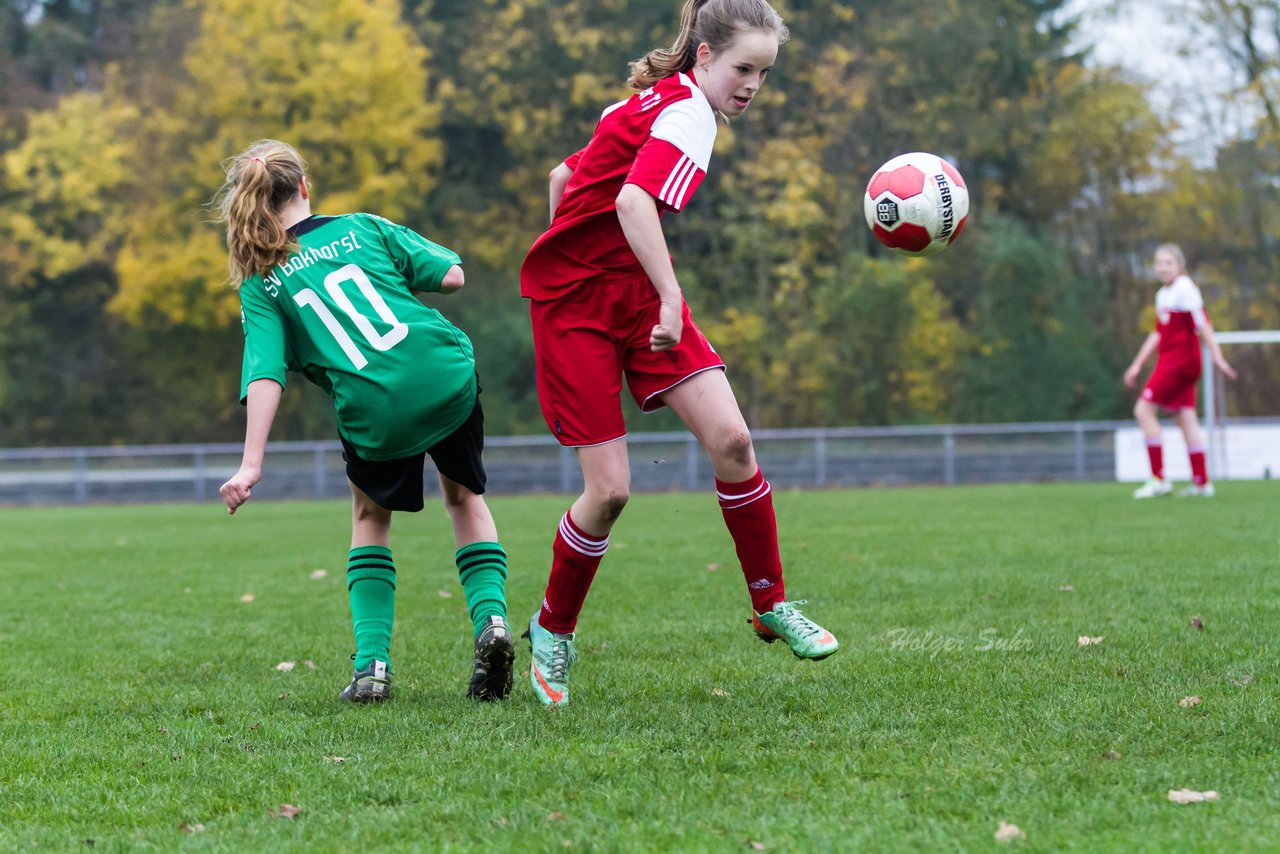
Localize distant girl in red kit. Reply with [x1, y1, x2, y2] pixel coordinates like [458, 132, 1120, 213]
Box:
[1125, 243, 1236, 498]
[518, 0, 838, 707]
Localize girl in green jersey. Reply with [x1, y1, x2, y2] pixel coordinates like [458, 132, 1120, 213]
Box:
[216, 140, 513, 703]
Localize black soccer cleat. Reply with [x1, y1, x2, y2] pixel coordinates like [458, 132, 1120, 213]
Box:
[467, 616, 515, 701]
[338, 659, 392, 703]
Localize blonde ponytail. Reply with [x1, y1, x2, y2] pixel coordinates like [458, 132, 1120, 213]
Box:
[215, 140, 308, 287]
[627, 0, 788, 91]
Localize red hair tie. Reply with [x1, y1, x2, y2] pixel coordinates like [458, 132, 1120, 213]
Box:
[251, 157, 265, 165]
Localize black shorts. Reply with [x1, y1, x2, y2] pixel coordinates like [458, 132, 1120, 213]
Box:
[341, 392, 487, 512]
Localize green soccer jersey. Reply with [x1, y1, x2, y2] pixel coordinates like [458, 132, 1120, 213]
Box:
[238, 213, 476, 461]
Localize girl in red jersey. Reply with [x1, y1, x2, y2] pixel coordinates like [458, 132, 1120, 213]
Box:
[519, 0, 837, 707]
[1124, 244, 1237, 498]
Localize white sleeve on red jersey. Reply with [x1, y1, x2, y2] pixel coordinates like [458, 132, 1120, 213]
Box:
[626, 94, 716, 211]
[1169, 274, 1208, 327]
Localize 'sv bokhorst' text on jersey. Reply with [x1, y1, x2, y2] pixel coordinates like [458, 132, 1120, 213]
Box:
[521, 72, 717, 300]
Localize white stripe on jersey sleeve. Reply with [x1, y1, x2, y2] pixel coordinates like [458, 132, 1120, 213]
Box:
[669, 157, 701, 209]
[649, 81, 716, 170]
[659, 156, 695, 207]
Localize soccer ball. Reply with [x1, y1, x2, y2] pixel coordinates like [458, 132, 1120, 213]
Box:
[863, 152, 969, 256]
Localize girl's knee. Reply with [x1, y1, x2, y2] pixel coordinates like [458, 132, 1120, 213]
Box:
[600, 490, 629, 521]
[352, 497, 390, 526]
[585, 486, 629, 522]
[712, 427, 754, 468]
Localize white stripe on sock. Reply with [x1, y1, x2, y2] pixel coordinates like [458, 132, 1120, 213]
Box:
[559, 513, 609, 557]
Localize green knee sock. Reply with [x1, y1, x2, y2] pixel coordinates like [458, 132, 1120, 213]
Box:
[456, 541, 508, 636]
[347, 545, 396, 670]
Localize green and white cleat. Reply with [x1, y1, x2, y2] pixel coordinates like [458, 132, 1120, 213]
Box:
[1132, 478, 1172, 499]
[523, 613, 577, 707]
[1178, 483, 1215, 497]
[338, 659, 391, 703]
[752, 600, 839, 661]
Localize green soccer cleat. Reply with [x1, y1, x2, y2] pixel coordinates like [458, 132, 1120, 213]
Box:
[338, 659, 391, 703]
[752, 600, 839, 661]
[523, 613, 577, 707]
[467, 616, 515, 701]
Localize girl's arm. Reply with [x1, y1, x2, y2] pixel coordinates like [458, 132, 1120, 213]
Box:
[220, 379, 283, 514]
[1124, 331, 1161, 387]
[439, 264, 464, 295]
[1198, 323, 1238, 380]
[549, 162, 574, 222]
[615, 183, 683, 351]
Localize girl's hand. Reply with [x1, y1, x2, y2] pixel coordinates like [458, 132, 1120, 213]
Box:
[1217, 358, 1238, 381]
[220, 465, 261, 515]
[650, 298, 684, 351]
[1123, 364, 1140, 388]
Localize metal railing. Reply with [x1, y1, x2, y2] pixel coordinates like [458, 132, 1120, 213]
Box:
[0, 419, 1198, 506]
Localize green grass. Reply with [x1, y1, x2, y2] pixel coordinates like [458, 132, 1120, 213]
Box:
[1, 483, 1277, 852]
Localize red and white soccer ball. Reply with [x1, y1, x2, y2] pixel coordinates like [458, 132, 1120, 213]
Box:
[863, 152, 969, 256]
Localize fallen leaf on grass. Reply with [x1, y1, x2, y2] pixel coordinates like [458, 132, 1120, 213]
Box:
[1168, 788, 1219, 804]
[271, 804, 302, 819]
[546, 811, 565, 821]
[995, 821, 1027, 843]
[309, 569, 327, 580]
[239, 593, 255, 603]
[711, 687, 731, 698]
[275, 661, 296, 672]
[746, 841, 767, 851]
[1179, 695, 1201, 708]
[707, 562, 721, 571]
[1190, 616, 1204, 630]
[1077, 635, 1104, 646]
[177, 823, 205, 833]
[437, 590, 454, 599]
[304, 660, 316, 669]
[157, 726, 168, 735]
[324, 756, 348, 764]
[1058, 583, 1074, 592]
[1231, 675, 1252, 686]
[1101, 751, 1122, 760]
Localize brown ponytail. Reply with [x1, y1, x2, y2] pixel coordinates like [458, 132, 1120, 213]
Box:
[215, 140, 308, 287]
[626, 0, 789, 91]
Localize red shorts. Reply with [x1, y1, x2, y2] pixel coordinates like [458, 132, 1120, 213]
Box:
[1142, 363, 1199, 410]
[529, 278, 725, 447]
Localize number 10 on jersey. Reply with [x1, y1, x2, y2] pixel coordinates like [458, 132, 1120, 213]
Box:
[292, 263, 408, 370]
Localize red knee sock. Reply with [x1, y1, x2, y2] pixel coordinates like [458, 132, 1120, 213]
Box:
[1188, 445, 1208, 486]
[1145, 437, 1164, 480]
[716, 468, 786, 614]
[538, 512, 608, 634]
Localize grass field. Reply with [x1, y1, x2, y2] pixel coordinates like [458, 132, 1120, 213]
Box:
[1, 482, 1277, 852]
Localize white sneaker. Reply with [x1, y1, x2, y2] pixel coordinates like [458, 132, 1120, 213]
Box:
[1178, 483, 1215, 497]
[1133, 478, 1172, 499]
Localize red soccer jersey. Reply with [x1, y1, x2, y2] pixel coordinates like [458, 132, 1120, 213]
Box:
[1154, 274, 1207, 374]
[521, 72, 717, 299]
